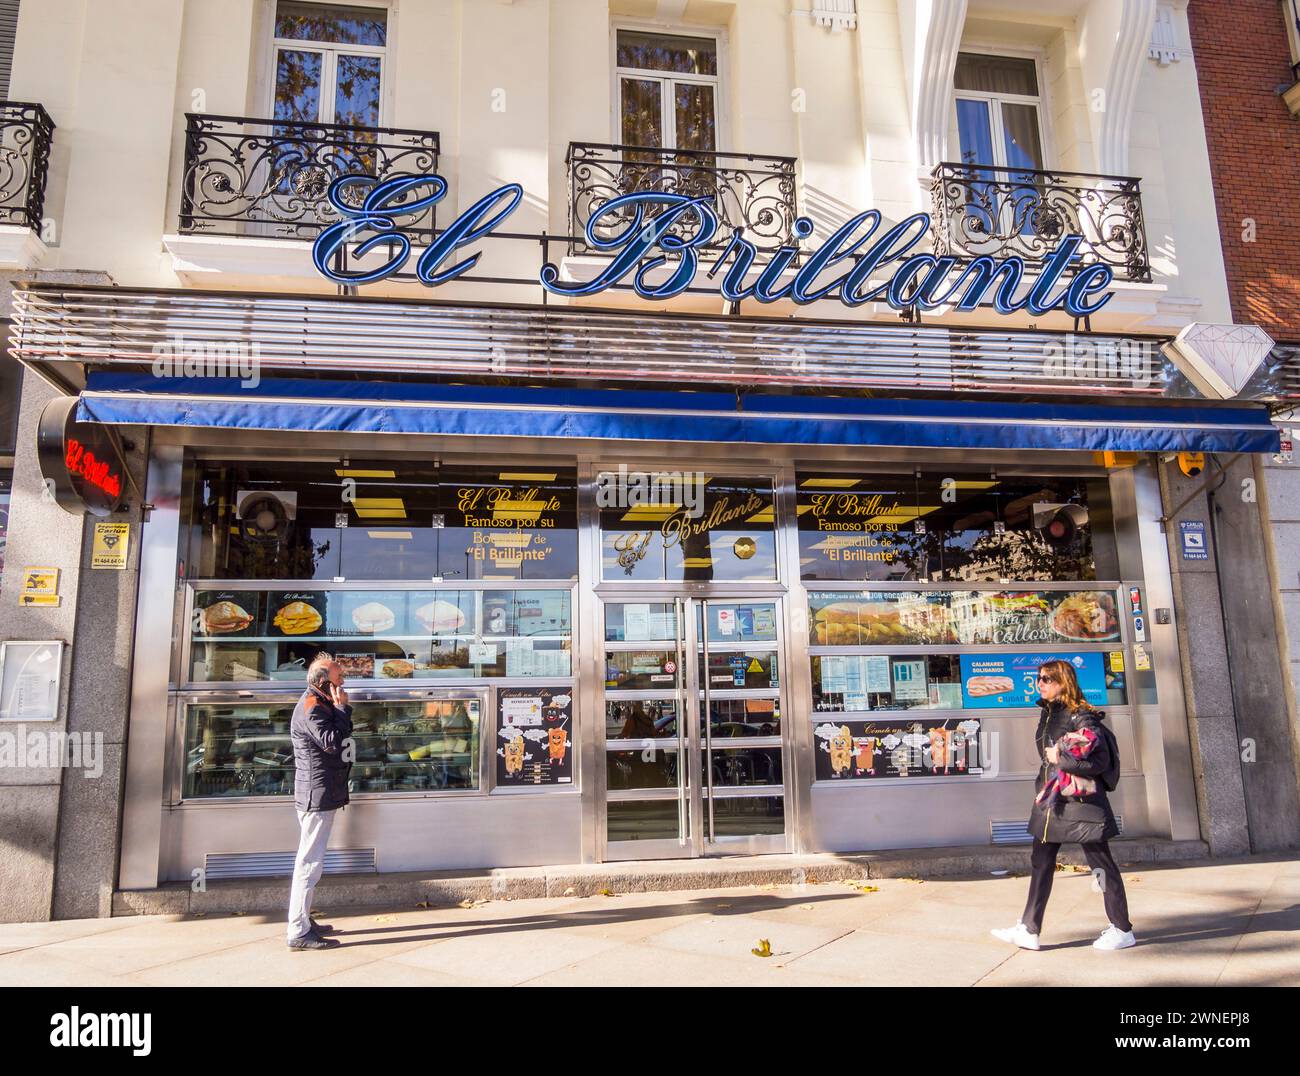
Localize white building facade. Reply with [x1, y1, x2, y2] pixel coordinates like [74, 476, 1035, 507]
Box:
[0, 0, 1295, 919]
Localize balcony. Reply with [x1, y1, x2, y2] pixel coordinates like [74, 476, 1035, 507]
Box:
[0, 101, 55, 268]
[566, 141, 799, 256]
[930, 162, 1151, 284]
[178, 113, 440, 241]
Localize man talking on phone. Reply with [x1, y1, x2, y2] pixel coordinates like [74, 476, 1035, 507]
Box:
[286, 653, 353, 950]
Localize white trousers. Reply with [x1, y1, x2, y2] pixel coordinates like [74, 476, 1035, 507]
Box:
[287, 807, 336, 940]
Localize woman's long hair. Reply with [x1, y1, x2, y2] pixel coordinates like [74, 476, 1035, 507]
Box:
[1038, 659, 1094, 713]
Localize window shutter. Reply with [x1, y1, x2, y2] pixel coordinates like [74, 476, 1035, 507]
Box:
[0, 0, 20, 98]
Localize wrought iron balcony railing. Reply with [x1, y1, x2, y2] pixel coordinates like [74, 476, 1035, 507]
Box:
[0, 102, 54, 231]
[567, 141, 798, 255]
[179, 113, 440, 240]
[930, 162, 1151, 283]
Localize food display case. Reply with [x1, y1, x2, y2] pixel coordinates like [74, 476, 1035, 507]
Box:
[181, 693, 483, 800]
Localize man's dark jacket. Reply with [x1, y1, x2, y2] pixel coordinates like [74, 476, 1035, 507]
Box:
[1027, 697, 1120, 844]
[291, 685, 353, 812]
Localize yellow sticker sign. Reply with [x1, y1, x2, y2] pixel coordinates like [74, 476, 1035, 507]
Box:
[21, 567, 59, 595]
[1109, 652, 1125, 673]
[19, 593, 62, 607]
[91, 522, 131, 569]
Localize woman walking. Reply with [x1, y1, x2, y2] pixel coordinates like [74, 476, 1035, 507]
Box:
[991, 659, 1135, 951]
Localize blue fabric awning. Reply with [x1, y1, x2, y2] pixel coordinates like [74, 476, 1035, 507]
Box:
[75, 372, 1282, 454]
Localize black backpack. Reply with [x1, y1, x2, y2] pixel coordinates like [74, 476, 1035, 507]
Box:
[1092, 713, 1121, 792]
[1070, 707, 1121, 792]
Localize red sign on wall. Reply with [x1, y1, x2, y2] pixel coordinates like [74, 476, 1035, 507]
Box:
[36, 397, 127, 517]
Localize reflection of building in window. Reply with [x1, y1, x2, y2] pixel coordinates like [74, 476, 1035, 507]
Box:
[0, 472, 10, 579]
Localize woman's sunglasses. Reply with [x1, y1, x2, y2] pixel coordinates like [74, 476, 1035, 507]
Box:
[1036, 674, 1056, 683]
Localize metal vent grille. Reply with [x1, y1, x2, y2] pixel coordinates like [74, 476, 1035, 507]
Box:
[204, 848, 376, 879]
[992, 814, 1124, 845]
[991, 821, 1033, 845]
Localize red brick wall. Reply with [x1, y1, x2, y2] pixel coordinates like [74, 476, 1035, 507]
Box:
[1188, 0, 1300, 342]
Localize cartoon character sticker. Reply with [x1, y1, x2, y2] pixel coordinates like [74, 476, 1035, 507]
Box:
[828, 725, 854, 777]
[547, 726, 569, 765]
[503, 733, 526, 775]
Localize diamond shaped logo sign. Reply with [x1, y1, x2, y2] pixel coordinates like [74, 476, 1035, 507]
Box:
[1162, 323, 1275, 399]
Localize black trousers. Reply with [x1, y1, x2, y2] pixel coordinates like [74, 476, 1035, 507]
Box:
[1021, 837, 1132, 935]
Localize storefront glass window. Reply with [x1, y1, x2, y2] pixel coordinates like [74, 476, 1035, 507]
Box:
[188, 461, 578, 582]
[797, 471, 1115, 582]
[0, 341, 20, 454]
[0, 470, 11, 579]
[598, 473, 777, 581]
[183, 695, 481, 799]
[190, 587, 571, 683]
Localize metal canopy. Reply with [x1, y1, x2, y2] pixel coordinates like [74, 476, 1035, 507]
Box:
[11, 283, 1190, 397]
[14, 283, 1298, 405]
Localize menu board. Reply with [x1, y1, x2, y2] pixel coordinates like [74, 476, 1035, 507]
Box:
[958, 652, 1107, 709]
[495, 686, 573, 786]
[813, 718, 983, 779]
[807, 589, 1120, 647]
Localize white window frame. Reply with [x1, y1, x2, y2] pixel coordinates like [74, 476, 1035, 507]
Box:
[260, 0, 393, 128]
[951, 45, 1053, 172]
[610, 20, 731, 152]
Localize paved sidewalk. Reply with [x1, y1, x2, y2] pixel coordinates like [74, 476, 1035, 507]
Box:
[2, 854, 1296, 987]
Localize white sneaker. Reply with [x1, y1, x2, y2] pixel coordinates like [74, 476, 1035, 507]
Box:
[990, 923, 1041, 950]
[1093, 925, 1136, 950]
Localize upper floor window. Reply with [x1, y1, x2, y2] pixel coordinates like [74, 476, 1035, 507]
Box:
[615, 29, 720, 152]
[272, 1, 387, 128]
[953, 52, 1044, 172]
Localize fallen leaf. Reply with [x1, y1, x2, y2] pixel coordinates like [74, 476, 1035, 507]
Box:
[800, 903, 815, 910]
[855, 884, 879, 893]
[751, 938, 773, 958]
[416, 900, 431, 908]
[599, 888, 620, 898]
[1070, 865, 1089, 873]
[563, 886, 576, 896]
[456, 898, 487, 909]
[372, 915, 397, 923]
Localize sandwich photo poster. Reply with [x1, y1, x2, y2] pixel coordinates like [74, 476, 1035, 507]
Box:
[813, 717, 983, 779]
[495, 686, 573, 786]
[959, 652, 1107, 709]
[194, 591, 262, 637]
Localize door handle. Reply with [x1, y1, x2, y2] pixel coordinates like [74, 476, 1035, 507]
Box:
[700, 601, 715, 845]
[674, 597, 688, 847]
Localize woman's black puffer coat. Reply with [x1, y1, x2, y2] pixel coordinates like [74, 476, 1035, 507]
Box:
[1027, 698, 1120, 844]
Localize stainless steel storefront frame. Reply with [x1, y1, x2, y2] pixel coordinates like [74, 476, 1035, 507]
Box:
[117, 429, 1201, 889]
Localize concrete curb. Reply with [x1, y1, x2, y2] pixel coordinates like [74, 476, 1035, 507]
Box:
[111, 837, 1209, 917]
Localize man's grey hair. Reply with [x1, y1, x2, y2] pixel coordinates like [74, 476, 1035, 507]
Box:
[307, 652, 336, 688]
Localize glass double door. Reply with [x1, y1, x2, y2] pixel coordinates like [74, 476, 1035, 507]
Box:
[601, 596, 788, 859]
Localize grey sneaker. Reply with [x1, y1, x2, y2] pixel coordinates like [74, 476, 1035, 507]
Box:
[287, 929, 339, 951]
